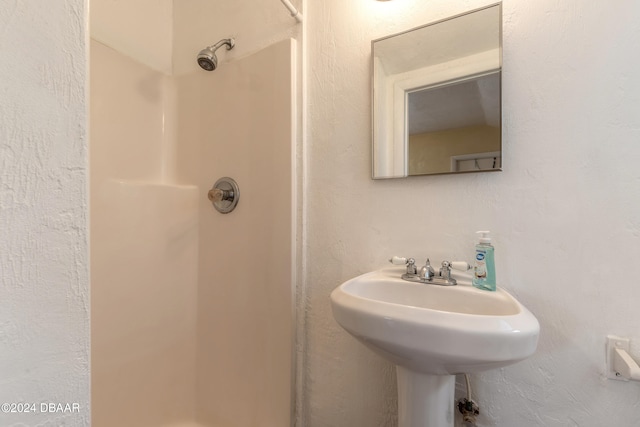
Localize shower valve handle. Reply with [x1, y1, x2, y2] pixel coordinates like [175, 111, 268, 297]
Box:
[208, 188, 234, 203]
[208, 177, 240, 214]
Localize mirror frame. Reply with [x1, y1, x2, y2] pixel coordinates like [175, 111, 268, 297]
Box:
[371, 3, 503, 179]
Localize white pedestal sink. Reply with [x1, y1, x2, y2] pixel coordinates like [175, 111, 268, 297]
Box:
[330, 266, 539, 427]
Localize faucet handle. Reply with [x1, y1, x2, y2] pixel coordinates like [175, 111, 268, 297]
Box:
[389, 256, 418, 275]
[406, 258, 417, 275]
[450, 261, 471, 271]
[389, 256, 408, 265]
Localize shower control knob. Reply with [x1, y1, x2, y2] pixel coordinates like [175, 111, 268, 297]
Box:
[208, 188, 221, 202]
[208, 188, 232, 202]
[208, 177, 240, 214]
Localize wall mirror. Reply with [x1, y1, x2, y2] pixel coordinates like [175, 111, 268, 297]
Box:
[372, 3, 502, 179]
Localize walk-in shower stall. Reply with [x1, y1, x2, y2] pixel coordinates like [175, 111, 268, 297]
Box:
[90, 2, 298, 426]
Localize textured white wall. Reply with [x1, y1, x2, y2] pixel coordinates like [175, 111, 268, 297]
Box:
[305, 0, 640, 426]
[0, 1, 90, 426]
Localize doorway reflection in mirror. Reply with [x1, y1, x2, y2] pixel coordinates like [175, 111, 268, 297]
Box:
[407, 71, 500, 176]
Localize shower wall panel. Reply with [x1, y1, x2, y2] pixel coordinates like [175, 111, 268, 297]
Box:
[90, 0, 173, 74]
[176, 39, 296, 427]
[90, 40, 199, 427]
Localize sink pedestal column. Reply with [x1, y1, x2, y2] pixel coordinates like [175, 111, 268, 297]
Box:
[396, 367, 455, 427]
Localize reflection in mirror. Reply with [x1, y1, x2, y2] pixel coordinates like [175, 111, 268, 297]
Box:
[408, 72, 501, 175]
[372, 4, 502, 179]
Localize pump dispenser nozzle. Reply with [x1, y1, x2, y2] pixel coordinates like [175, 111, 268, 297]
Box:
[476, 230, 492, 244]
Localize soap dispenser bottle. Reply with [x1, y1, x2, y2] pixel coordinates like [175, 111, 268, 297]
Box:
[473, 231, 496, 291]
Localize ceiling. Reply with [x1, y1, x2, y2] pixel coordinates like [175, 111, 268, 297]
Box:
[408, 72, 500, 135]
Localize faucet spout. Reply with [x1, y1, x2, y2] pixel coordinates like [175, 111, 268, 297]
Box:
[419, 259, 435, 281]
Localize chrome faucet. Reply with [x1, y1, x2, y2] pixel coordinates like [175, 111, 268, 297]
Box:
[419, 259, 435, 281]
[390, 256, 470, 286]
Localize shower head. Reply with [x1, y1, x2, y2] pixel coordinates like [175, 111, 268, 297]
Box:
[197, 38, 235, 71]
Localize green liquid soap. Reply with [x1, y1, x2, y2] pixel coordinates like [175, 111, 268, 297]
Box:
[473, 231, 496, 291]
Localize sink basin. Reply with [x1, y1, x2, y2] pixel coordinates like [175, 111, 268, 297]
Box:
[330, 266, 539, 375]
[330, 266, 540, 427]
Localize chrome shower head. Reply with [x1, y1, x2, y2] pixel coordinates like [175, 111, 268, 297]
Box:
[197, 38, 235, 71]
